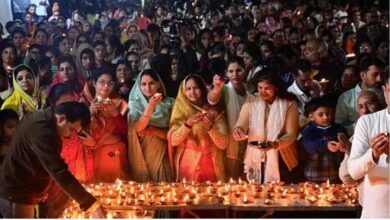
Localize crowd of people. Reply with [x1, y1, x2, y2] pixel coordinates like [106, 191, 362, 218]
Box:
[0, 0, 388, 218]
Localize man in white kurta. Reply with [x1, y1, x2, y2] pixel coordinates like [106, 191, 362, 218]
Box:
[348, 73, 389, 218]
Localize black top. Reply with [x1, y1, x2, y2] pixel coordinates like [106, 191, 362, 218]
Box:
[0, 108, 96, 211]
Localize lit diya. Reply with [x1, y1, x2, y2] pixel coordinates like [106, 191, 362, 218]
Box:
[319, 78, 329, 84]
[154, 93, 162, 98]
[307, 195, 318, 204]
[280, 189, 288, 199]
[242, 195, 250, 204]
[326, 195, 346, 204]
[264, 199, 273, 205]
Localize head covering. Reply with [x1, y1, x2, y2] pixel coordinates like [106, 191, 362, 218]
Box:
[1, 64, 45, 114]
[168, 75, 206, 130]
[128, 70, 173, 128]
[75, 43, 94, 79]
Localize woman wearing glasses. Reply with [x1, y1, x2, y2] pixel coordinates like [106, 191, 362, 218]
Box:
[85, 67, 129, 182]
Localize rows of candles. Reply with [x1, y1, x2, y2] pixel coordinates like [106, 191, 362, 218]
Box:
[62, 178, 359, 218]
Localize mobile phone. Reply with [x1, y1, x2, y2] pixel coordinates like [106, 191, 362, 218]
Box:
[78, 130, 88, 138]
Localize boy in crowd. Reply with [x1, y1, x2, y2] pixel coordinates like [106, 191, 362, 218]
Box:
[302, 96, 348, 183]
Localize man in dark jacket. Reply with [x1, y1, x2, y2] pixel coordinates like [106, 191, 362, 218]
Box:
[0, 102, 105, 218]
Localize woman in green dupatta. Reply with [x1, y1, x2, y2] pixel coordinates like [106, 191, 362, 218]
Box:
[128, 69, 174, 182]
[1, 64, 45, 117]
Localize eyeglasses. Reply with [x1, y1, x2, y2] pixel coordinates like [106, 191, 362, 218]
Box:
[97, 80, 115, 87]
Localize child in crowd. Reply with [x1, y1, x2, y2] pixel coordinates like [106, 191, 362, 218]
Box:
[302, 96, 347, 183]
[0, 109, 19, 165]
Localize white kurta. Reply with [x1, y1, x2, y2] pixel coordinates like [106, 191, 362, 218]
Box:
[348, 109, 390, 218]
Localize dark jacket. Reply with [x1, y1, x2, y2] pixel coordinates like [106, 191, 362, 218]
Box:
[0, 108, 96, 211]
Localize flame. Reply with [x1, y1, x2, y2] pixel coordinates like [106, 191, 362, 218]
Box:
[243, 195, 248, 203]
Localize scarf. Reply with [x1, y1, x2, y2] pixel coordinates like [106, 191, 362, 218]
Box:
[75, 43, 94, 80]
[128, 72, 173, 128]
[244, 96, 289, 183]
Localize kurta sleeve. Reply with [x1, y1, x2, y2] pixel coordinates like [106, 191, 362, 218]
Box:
[277, 101, 299, 150]
[208, 114, 229, 149]
[30, 129, 96, 211]
[348, 117, 378, 180]
[169, 124, 192, 146]
[339, 154, 359, 184]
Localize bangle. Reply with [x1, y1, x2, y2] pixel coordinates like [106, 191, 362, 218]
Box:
[183, 121, 192, 129]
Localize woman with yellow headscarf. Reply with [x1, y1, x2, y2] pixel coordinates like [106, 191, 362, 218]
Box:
[168, 74, 228, 183]
[1, 64, 45, 117]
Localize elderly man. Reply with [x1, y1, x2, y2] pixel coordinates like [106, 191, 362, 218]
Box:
[304, 38, 341, 87]
[348, 68, 389, 218]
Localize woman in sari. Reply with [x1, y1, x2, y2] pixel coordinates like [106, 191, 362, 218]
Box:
[48, 56, 85, 101]
[88, 67, 128, 182]
[128, 69, 174, 182]
[1, 64, 45, 117]
[168, 74, 229, 183]
[233, 68, 299, 184]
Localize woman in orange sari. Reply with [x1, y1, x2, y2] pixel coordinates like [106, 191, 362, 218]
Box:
[168, 74, 228, 183]
[85, 67, 129, 182]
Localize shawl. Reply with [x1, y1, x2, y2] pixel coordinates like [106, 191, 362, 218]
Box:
[128, 72, 174, 128]
[75, 43, 94, 80]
